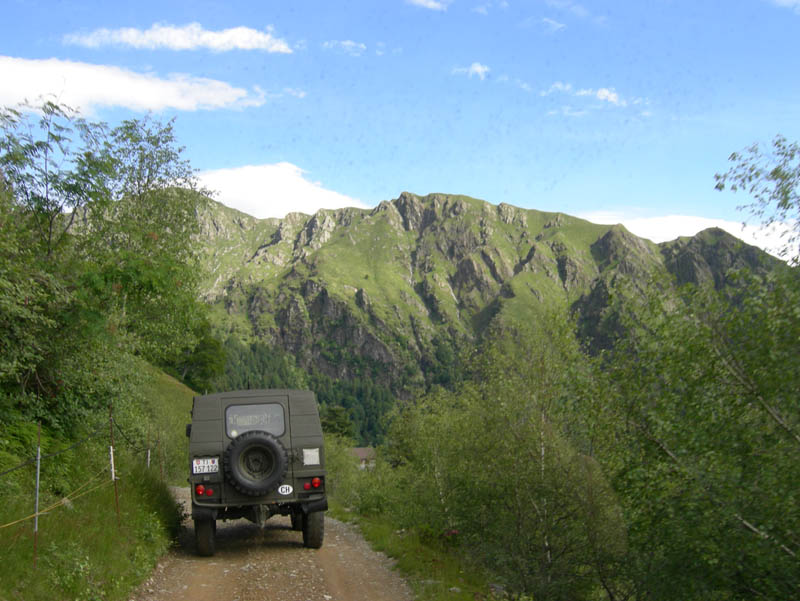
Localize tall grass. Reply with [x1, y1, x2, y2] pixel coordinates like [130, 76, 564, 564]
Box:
[0, 439, 181, 601]
[0, 365, 194, 601]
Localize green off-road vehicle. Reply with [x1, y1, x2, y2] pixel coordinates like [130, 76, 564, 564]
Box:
[186, 389, 327, 556]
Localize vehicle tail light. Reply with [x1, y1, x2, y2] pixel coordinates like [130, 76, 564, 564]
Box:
[302, 477, 323, 491]
[195, 484, 205, 496]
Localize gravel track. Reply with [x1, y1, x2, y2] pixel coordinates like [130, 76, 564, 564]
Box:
[128, 487, 413, 601]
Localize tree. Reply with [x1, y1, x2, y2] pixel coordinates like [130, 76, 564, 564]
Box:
[0, 100, 113, 258]
[715, 134, 800, 264]
[173, 321, 226, 393]
[0, 174, 69, 382]
[388, 312, 625, 600]
[597, 272, 800, 601]
[0, 101, 208, 425]
[321, 405, 357, 439]
[78, 115, 208, 364]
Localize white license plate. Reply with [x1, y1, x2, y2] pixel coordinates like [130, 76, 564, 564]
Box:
[192, 457, 219, 474]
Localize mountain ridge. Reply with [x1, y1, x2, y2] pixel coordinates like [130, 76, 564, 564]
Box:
[195, 191, 777, 395]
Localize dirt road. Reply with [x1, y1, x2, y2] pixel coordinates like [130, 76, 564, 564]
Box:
[129, 488, 413, 601]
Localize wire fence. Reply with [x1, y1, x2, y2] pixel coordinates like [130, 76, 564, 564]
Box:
[0, 406, 172, 567]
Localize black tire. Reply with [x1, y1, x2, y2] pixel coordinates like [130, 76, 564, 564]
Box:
[195, 518, 216, 556]
[223, 430, 288, 496]
[302, 511, 324, 548]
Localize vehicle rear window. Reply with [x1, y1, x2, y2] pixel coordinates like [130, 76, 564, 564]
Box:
[225, 403, 285, 438]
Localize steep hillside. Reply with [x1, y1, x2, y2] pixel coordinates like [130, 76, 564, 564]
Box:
[196, 192, 777, 394]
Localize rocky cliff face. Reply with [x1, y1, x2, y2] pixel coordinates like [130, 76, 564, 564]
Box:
[659, 227, 771, 288]
[195, 193, 777, 392]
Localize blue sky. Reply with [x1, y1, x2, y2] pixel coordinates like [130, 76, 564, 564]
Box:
[2, 0, 799, 253]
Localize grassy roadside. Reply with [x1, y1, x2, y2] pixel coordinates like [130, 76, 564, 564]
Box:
[328, 496, 500, 601]
[137, 362, 196, 484]
[0, 364, 195, 601]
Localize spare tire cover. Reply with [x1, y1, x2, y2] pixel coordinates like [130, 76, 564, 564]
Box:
[223, 430, 288, 496]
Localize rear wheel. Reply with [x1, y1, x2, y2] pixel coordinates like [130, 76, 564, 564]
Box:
[195, 518, 216, 556]
[302, 511, 324, 548]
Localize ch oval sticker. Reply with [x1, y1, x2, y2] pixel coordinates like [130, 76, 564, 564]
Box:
[278, 484, 293, 495]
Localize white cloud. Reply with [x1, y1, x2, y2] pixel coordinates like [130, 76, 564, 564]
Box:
[453, 62, 491, 80]
[546, 0, 589, 19]
[322, 40, 367, 57]
[540, 81, 572, 96]
[542, 81, 638, 112]
[545, 0, 607, 24]
[577, 87, 625, 106]
[197, 163, 370, 219]
[577, 211, 787, 258]
[0, 55, 265, 113]
[472, 1, 509, 14]
[498, 74, 532, 92]
[407, 0, 452, 10]
[283, 88, 307, 99]
[546, 0, 592, 19]
[769, 0, 800, 13]
[547, 105, 588, 117]
[64, 22, 292, 53]
[541, 17, 567, 32]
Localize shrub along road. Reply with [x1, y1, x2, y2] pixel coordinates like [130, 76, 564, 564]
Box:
[129, 488, 412, 601]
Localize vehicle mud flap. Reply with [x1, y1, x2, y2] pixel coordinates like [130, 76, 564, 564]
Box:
[192, 505, 218, 521]
[302, 498, 329, 514]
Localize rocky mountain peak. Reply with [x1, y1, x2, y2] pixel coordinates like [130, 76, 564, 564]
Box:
[298, 211, 338, 250]
[194, 194, 779, 392]
[660, 227, 769, 288]
[591, 224, 660, 276]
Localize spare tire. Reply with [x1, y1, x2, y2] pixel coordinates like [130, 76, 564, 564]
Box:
[223, 430, 288, 496]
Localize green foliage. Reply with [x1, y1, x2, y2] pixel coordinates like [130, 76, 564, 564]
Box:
[79, 117, 207, 365]
[378, 313, 625, 600]
[171, 321, 226, 394]
[0, 184, 69, 382]
[216, 337, 394, 445]
[0, 100, 208, 427]
[596, 268, 800, 600]
[0, 100, 113, 257]
[310, 371, 394, 445]
[420, 332, 465, 389]
[0, 354, 192, 601]
[217, 337, 308, 390]
[0, 441, 182, 601]
[716, 134, 800, 263]
[335, 256, 799, 600]
[320, 433, 361, 503]
[0, 101, 204, 599]
[321, 405, 357, 438]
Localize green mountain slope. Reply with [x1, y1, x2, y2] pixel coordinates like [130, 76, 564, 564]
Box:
[196, 192, 777, 396]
